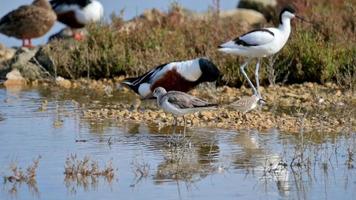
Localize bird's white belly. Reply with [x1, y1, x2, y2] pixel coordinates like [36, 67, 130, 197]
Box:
[220, 32, 288, 58]
[161, 101, 186, 116]
[246, 40, 284, 57]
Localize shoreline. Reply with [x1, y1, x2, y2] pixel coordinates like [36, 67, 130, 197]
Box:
[1, 78, 355, 134]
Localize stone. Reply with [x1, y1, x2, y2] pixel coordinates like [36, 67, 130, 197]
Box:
[218, 9, 266, 25]
[4, 69, 27, 88]
[56, 76, 72, 89]
[238, 0, 277, 21]
[1, 47, 53, 80]
[0, 43, 16, 63]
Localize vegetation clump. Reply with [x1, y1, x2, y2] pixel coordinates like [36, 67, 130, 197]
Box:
[64, 154, 115, 179]
[43, 0, 355, 89]
[3, 156, 41, 196]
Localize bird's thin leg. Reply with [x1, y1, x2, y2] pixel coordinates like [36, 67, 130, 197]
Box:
[183, 116, 186, 137]
[255, 58, 261, 98]
[29, 39, 32, 47]
[240, 58, 258, 95]
[172, 117, 177, 134]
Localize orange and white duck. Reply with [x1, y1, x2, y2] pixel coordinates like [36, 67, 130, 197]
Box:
[50, 0, 104, 40]
[0, 0, 57, 48]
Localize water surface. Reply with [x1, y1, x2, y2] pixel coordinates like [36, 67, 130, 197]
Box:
[0, 86, 355, 200]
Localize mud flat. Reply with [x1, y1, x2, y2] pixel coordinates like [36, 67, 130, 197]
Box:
[78, 80, 355, 133]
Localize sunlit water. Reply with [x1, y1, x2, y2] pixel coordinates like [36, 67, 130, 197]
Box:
[0, 87, 355, 200]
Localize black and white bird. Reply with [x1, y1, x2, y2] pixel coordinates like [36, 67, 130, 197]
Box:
[50, 0, 103, 40]
[122, 58, 221, 99]
[218, 6, 303, 99]
[153, 87, 217, 128]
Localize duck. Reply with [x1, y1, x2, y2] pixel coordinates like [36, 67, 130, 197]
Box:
[0, 0, 57, 48]
[50, 0, 104, 40]
[122, 58, 221, 99]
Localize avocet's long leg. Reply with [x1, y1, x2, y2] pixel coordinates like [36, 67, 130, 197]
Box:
[240, 58, 258, 95]
[255, 58, 261, 98]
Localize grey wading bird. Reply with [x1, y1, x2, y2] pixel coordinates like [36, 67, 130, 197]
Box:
[153, 87, 217, 133]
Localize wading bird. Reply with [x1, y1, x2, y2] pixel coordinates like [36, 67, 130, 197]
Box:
[50, 0, 103, 40]
[0, 0, 56, 47]
[229, 95, 265, 114]
[218, 6, 304, 100]
[122, 58, 221, 99]
[153, 87, 217, 133]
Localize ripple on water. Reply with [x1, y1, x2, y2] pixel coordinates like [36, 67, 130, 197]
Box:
[0, 87, 355, 200]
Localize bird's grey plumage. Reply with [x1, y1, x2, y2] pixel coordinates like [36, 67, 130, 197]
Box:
[153, 87, 217, 117]
[162, 91, 217, 109]
[229, 95, 264, 113]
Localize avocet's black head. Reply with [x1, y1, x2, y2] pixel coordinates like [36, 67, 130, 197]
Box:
[279, 6, 296, 24]
[77, 0, 92, 8]
[198, 58, 221, 82]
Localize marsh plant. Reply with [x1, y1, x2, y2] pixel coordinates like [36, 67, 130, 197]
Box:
[3, 156, 41, 196]
[64, 154, 116, 192]
[130, 158, 150, 187]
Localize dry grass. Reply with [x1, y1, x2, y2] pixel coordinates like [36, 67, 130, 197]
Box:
[3, 156, 41, 196]
[64, 154, 115, 180]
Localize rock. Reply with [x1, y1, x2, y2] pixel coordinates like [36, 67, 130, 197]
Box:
[218, 9, 266, 25]
[0, 44, 16, 63]
[4, 69, 27, 88]
[1, 47, 52, 80]
[238, 0, 277, 22]
[56, 76, 72, 89]
[5, 69, 24, 80]
[335, 90, 342, 97]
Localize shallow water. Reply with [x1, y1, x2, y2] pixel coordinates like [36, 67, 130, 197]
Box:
[0, 87, 355, 200]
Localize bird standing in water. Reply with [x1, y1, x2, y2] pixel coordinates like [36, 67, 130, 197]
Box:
[219, 6, 304, 100]
[0, 0, 57, 47]
[153, 87, 217, 134]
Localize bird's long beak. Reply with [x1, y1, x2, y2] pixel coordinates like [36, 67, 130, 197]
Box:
[296, 15, 312, 24]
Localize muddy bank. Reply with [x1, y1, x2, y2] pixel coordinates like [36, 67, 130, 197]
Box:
[77, 80, 355, 133]
[1, 77, 354, 133]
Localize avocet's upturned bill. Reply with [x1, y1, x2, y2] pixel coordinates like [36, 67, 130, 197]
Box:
[218, 6, 303, 99]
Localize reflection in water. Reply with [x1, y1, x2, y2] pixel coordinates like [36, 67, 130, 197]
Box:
[0, 113, 4, 121]
[2, 156, 41, 198]
[63, 154, 115, 194]
[232, 130, 290, 197]
[0, 87, 355, 200]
